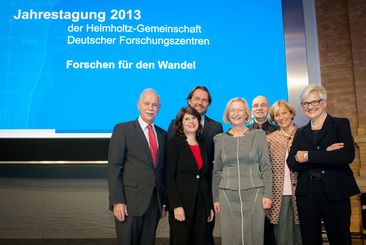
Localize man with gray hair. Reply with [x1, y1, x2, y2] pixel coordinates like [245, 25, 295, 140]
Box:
[107, 88, 167, 245]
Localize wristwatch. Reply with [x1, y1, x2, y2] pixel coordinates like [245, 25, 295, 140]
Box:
[303, 151, 308, 161]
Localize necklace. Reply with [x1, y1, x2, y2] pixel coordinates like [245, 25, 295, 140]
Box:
[281, 130, 292, 140]
[311, 121, 322, 129]
[280, 124, 294, 140]
[311, 113, 327, 130]
[186, 138, 198, 146]
[230, 127, 249, 137]
[242, 128, 249, 135]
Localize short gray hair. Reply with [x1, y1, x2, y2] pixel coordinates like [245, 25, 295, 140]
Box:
[138, 88, 160, 104]
[300, 85, 327, 102]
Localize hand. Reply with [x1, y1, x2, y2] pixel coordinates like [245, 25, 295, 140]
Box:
[295, 150, 308, 163]
[207, 209, 214, 222]
[161, 206, 167, 219]
[213, 202, 221, 214]
[326, 142, 344, 151]
[174, 207, 185, 221]
[262, 197, 272, 209]
[113, 203, 128, 222]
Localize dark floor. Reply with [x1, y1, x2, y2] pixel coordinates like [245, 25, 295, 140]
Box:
[0, 238, 226, 245]
[0, 239, 162, 245]
[0, 238, 365, 245]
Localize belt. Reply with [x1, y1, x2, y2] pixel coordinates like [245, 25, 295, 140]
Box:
[309, 175, 322, 181]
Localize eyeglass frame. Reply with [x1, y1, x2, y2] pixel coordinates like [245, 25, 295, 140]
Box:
[300, 99, 324, 109]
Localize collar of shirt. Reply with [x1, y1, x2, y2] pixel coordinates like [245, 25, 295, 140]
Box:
[253, 120, 269, 129]
[138, 116, 155, 130]
[138, 116, 158, 145]
[201, 114, 206, 127]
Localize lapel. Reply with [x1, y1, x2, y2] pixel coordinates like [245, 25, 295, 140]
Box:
[303, 114, 333, 149]
[178, 136, 202, 173]
[133, 119, 154, 167]
[155, 126, 164, 167]
[303, 122, 315, 149]
[202, 116, 212, 138]
[316, 114, 333, 144]
[199, 142, 208, 173]
[185, 139, 207, 173]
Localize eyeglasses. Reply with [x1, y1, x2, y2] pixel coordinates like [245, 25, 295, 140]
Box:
[300, 99, 323, 109]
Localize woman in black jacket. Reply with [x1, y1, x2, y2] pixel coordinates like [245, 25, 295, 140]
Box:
[166, 106, 214, 245]
[287, 85, 360, 245]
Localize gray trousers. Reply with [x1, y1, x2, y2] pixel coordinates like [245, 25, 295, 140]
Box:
[273, 195, 302, 245]
[219, 187, 264, 245]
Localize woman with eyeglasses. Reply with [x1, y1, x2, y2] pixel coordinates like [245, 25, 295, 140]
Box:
[287, 85, 360, 245]
[212, 97, 272, 245]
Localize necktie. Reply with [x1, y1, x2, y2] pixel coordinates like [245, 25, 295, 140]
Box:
[147, 124, 158, 167]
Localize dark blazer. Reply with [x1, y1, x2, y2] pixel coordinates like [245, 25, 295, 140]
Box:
[249, 120, 279, 135]
[287, 114, 360, 201]
[107, 119, 167, 216]
[168, 115, 223, 182]
[166, 136, 212, 217]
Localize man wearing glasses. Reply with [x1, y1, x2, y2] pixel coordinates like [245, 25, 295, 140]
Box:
[249, 95, 279, 134]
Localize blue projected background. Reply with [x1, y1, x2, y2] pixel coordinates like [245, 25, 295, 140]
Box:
[0, 0, 287, 136]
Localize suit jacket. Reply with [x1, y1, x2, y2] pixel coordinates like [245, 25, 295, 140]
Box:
[249, 120, 279, 135]
[267, 126, 299, 225]
[287, 114, 360, 201]
[168, 116, 223, 191]
[166, 136, 212, 217]
[107, 119, 167, 216]
[212, 130, 272, 202]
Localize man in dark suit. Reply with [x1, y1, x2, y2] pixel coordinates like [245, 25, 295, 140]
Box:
[248, 95, 278, 245]
[168, 86, 223, 245]
[107, 88, 167, 245]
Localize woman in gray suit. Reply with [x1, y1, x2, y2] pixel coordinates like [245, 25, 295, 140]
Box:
[212, 97, 272, 245]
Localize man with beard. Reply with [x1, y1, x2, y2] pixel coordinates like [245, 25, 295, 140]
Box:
[249, 95, 279, 134]
[168, 86, 223, 245]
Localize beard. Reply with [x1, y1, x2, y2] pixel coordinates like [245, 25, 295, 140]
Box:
[193, 104, 207, 114]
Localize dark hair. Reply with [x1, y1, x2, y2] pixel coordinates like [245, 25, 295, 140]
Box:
[186, 86, 212, 105]
[174, 106, 202, 137]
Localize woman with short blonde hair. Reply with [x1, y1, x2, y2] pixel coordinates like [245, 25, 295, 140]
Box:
[267, 100, 302, 244]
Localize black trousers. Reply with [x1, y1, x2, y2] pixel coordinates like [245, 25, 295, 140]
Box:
[297, 180, 352, 245]
[115, 191, 160, 245]
[205, 216, 215, 245]
[169, 191, 208, 245]
[264, 216, 276, 245]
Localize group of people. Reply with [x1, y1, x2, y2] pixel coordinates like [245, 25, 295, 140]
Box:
[107, 84, 359, 245]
